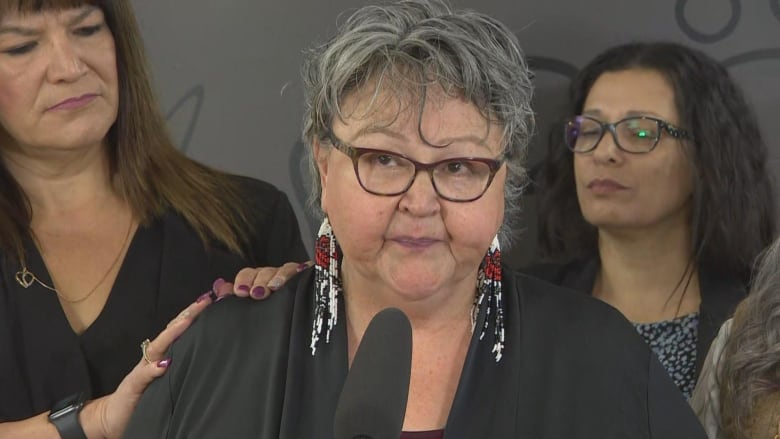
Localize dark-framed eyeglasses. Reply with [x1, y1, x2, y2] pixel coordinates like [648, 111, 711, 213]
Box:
[327, 132, 506, 202]
[564, 115, 692, 154]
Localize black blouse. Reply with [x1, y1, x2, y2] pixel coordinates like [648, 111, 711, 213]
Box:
[0, 177, 309, 422]
[123, 268, 707, 439]
[525, 257, 746, 378]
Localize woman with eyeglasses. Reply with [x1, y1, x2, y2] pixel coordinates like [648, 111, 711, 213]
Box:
[532, 41, 775, 399]
[122, 3, 706, 438]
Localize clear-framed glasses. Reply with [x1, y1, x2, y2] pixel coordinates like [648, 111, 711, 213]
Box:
[327, 132, 506, 202]
[564, 115, 691, 154]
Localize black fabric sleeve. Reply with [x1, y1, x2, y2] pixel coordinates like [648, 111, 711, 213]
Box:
[233, 176, 309, 266]
[121, 357, 174, 438]
[647, 354, 708, 438]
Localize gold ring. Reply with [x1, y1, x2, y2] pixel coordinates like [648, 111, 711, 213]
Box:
[140, 338, 153, 364]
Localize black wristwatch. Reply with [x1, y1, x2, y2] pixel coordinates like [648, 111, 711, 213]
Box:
[48, 392, 88, 439]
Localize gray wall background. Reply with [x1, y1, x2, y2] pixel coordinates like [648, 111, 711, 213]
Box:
[132, 0, 780, 268]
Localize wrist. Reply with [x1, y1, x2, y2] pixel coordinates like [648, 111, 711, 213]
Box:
[79, 399, 105, 439]
[48, 392, 88, 439]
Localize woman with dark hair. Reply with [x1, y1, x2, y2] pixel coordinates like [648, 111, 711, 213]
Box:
[533, 41, 775, 398]
[691, 237, 780, 439]
[0, 0, 307, 437]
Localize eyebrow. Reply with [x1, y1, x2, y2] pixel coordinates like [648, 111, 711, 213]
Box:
[350, 125, 492, 149]
[0, 6, 98, 36]
[582, 109, 667, 119]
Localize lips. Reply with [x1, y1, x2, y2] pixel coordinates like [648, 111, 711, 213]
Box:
[390, 236, 440, 249]
[47, 93, 98, 111]
[587, 178, 629, 193]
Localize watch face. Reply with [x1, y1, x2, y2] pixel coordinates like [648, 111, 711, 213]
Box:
[50, 392, 85, 420]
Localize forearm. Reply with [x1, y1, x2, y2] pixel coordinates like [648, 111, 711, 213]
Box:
[0, 400, 106, 439]
[0, 412, 58, 439]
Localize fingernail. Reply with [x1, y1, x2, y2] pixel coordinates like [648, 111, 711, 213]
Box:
[251, 286, 266, 299]
[236, 284, 250, 293]
[212, 278, 225, 292]
[157, 358, 172, 368]
[215, 294, 227, 302]
[177, 310, 191, 320]
[297, 263, 309, 272]
[196, 292, 211, 303]
[268, 278, 283, 290]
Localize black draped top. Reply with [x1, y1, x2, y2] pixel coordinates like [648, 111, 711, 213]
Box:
[0, 177, 308, 421]
[123, 268, 707, 439]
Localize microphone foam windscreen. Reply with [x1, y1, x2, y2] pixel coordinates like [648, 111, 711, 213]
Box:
[333, 307, 413, 439]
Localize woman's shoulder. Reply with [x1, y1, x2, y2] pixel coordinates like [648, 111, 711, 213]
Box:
[505, 267, 649, 355]
[221, 174, 309, 264]
[171, 268, 314, 364]
[227, 174, 291, 211]
[520, 257, 598, 292]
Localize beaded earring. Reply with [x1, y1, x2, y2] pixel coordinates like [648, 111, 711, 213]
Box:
[475, 235, 505, 362]
[310, 217, 343, 355]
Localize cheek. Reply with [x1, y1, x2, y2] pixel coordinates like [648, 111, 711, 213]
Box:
[322, 164, 393, 250]
[656, 156, 694, 202]
[447, 176, 505, 252]
[572, 158, 589, 205]
[0, 78, 29, 134]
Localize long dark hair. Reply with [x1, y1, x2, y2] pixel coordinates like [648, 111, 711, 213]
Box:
[537, 41, 775, 282]
[0, 0, 252, 263]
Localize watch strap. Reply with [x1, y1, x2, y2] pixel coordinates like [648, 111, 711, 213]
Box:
[50, 409, 88, 439]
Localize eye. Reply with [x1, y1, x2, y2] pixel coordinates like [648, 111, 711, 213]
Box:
[442, 160, 478, 176]
[363, 152, 402, 168]
[579, 128, 601, 137]
[624, 123, 658, 141]
[73, 24, 103, 37]
[3, 42, 36, 55]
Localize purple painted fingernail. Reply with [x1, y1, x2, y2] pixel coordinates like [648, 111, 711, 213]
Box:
[236, 284, 250, 293]
[196, 292, 211, 303]
[297, 263, 309, 272]
[157, 358, 172, 368]
[251, 286, 266, 299]
[212, 278, 225, 292]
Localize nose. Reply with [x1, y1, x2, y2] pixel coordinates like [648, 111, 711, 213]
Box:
[590, 127, 623, 165]
[46, 36, 87, 83]
[398, 170, 441, 216]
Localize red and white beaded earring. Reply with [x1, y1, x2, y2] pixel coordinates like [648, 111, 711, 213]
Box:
[311, 217, 342, 355]
[475, 235, 505, 362]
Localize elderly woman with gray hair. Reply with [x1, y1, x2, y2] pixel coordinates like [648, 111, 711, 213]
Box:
[691, 237, 780, 439]
[123, 1, 706, 437]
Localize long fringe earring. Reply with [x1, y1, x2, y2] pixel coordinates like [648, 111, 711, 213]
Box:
[475, 235, 505, 362]
[311, 217, 343, 356]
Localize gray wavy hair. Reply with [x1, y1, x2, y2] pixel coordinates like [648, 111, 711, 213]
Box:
[720, 237, 780, 439]
[301, 0, 535, 247]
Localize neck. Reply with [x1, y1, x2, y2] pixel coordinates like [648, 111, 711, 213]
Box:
[595, 217, 701, 322]
[2, 141, 119, 224]
[341, 260, 476, 356]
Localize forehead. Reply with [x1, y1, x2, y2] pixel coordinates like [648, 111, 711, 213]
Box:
[584, 68, 678, 120]
[0, 0, 99, 21]
[338, 79, 500, 148]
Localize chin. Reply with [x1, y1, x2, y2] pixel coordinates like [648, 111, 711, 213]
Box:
[385, 267, 450, 298]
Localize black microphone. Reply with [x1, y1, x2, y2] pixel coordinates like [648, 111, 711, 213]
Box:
[333, 307, 413, 439]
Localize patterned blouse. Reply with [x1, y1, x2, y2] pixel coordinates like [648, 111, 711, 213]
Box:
[634, 312, 699, 398]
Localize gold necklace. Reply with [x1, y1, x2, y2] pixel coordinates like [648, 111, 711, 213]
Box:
[15, 218, 135, 304]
